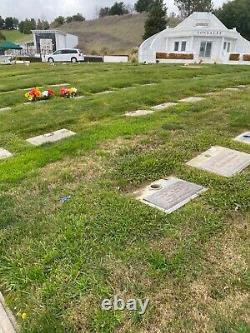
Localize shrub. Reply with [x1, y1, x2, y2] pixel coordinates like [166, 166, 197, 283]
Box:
[229, 54, 240, 61]
[243, 54, 250, 61]
[15, 56, 42, 62]
[129, 48, 138, 63]
[156, 52, 194, 60]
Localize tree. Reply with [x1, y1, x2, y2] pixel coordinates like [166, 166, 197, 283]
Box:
[109, 2, 129, 16]
[36, 19, 50, 30]
[66, 16, 73, 23]
[135, 0, 155, 13]
[99, 7, 110, 17]
[42, 20, 50, 30]
[0, 16, 4, 29]
[36, 19, 43, 29]
[51, 16, 65, 27]
[215, 0, 250, 41]
[12, 18, 19, 29]
[64, 13, 85, 24]
[19, 18, 36, 34]
[143, 0, 167, 40]
[5, 17, 14, 29]
[174, 0, 213, 18]
[71, 13, 85, 22]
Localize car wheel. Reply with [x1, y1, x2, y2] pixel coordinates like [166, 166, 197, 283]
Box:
[71, 57, 77, 63]
[48, 57, 54, 63]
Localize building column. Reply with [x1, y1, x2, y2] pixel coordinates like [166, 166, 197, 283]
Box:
[220, 37, 225, 62]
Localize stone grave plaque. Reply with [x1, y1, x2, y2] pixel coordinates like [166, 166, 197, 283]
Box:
[187, 146, 250, 177]
[50, 83, 70, 87]
[135, 178, 206, 214]
[234, 132, 250, 145]
[0, 107, 11, 113]
[179, 97, 205, 103]
[0, 148, 13, 159]
[120, 86, 134, 90]
[26, 128, 76, 146]
[143, 83, 157, 86]
[152, 102, 177, 111]
[125, 110, 154, 117]
[203, 91, 218, 96]
[96, 90, 115, 95]
[224, 87, 240, 92]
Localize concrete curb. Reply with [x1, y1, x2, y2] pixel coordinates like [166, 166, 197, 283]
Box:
[0, 292, 18, 333]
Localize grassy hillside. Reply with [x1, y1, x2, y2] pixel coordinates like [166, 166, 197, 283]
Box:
[61, 13, 147, 55]
[61, 13, 181, 55]
[0, 29, 32, 43]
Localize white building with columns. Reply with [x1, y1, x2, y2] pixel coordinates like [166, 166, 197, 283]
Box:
[139, 12, 250, 65]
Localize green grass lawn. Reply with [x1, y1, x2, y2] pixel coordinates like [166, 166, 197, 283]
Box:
[0, 30, 32, 43]
[0, 63, 249, 333]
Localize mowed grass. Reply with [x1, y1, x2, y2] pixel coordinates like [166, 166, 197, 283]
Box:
[0, 30, 32, 43]
[0, 63, 250, 333]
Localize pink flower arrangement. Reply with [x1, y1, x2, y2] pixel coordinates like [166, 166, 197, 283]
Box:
[60, 87, 78, 98]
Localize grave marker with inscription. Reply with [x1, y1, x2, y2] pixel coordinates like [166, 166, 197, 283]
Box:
[26, 129, 76, 146]
[234, 132, 250, 145]
[152, 102, 177, 111]
[125, 110, 154, 117]
[179, 97, 205, 103]
[187, 146, 250, 177]
[134, 177, 206, 214]
[0, 148, 13, 159]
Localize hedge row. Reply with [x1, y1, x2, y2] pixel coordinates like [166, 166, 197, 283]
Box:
[243, 54, 250, 61]
[156, 52, 194, 60]
[229, 54, 250, 61]
[16, 56, 42, 62]
[229, 54, 240, 61]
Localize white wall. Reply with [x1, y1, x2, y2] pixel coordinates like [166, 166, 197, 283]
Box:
[55, 33, 78, 50]
[66, 34, 79, 49]
[103, 55, 128, 63]
[56, 34, 66, 49]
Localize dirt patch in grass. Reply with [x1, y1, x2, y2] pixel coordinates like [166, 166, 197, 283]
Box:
[185, 214, 250, 333]
[99, 133, 166, 156]
[39, 153, 106, 191]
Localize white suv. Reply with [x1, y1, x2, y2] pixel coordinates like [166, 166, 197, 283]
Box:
[44, 49, 84, 63]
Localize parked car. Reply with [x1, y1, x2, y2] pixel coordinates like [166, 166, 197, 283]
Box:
[44, 49, 84, 63]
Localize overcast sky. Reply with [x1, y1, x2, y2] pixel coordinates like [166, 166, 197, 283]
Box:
[0, 0, 228, 21]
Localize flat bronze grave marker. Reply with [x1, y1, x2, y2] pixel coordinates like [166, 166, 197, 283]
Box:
[134, 177, 206, 214]
[26, 129, 76, 146]
[234, 132, 250, 145]
[187, 146, 250, 177]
